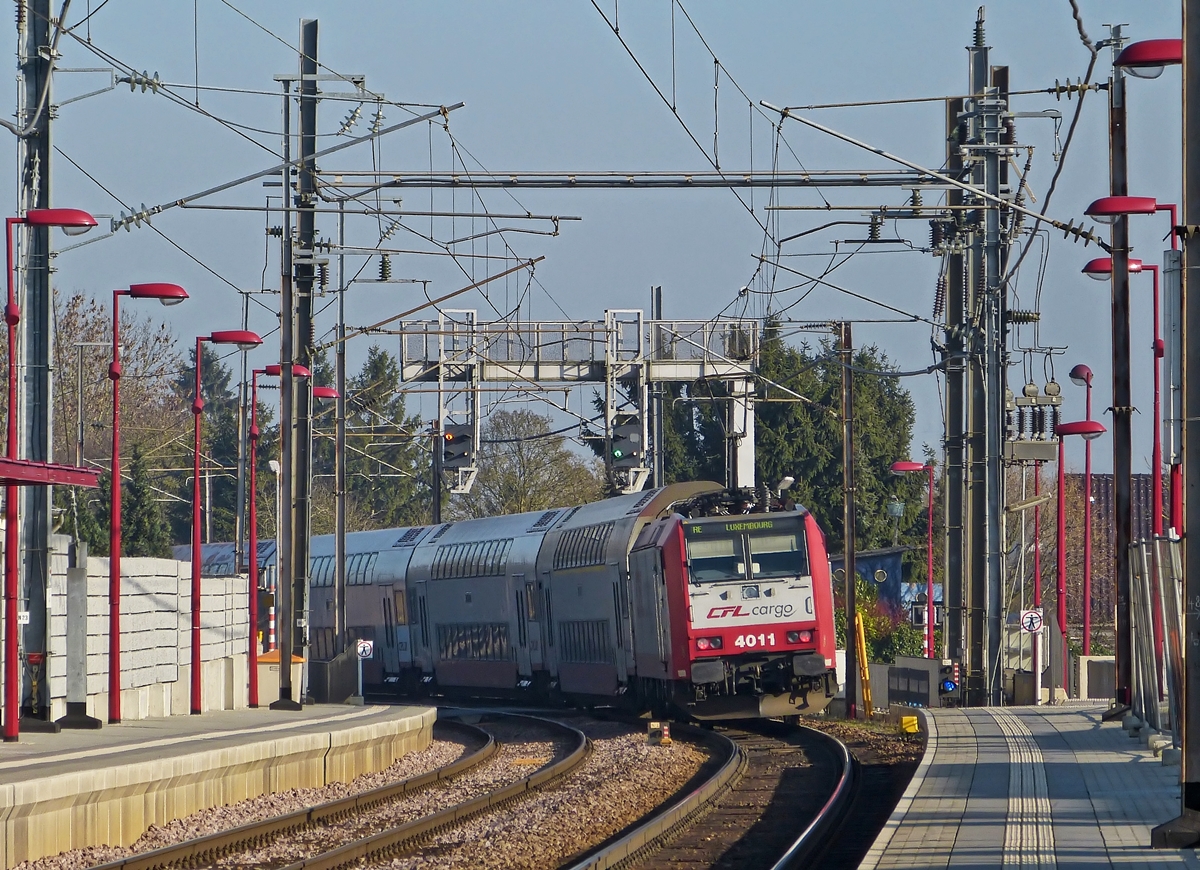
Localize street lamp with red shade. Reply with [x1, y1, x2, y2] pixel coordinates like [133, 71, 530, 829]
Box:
[1055, 419, 1106, 690]
[247, 363, 310, 708]
[1068, 364, 1097, 656]
[1115, 38, 1182, 79]
[190, 330, 262, 715]
[107, 283, 188, 724]
[890, 460, 936, 658]
[3, 207, 96, 742]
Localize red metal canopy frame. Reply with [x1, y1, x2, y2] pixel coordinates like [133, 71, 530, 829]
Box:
[0, 457, 98, 487]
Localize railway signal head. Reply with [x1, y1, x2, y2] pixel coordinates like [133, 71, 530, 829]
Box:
[938, 662, 960, 702]
[612, 417, 643, 469]
[443, 424, 474, 469]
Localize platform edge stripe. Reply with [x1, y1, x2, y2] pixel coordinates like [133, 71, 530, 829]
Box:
[857, 708, 938, 870]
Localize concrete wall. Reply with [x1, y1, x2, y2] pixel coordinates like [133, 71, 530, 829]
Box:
[0, 707, 435, 868]
[45, 537, 250, 721]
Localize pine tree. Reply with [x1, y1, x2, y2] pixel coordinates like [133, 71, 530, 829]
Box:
[343, 345, 427, 528]
[122, 445, 172, 557]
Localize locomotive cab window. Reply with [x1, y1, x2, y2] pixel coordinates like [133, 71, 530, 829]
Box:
[686, 537, 747, 582]
[748, 532, 807, 579]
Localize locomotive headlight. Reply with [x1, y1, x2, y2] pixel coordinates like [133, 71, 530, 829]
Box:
[787, 631, 800, 643]
[696, 637, 711, 650]
[788, 629, 813, 644]
[710, 636, 722, 649]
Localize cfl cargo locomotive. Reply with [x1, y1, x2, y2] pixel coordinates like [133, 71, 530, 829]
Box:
[192, 481, 838, 719]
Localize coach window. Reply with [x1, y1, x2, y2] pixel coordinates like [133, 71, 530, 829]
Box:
[747, 532, 808, 579]
[685, 537, 747, 582]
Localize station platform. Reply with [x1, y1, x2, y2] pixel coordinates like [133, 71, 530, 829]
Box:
[0, 702, 435, 869]
[861, 704, 1200, 869]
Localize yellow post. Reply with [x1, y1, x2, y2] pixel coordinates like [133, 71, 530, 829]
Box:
[855, 611, 873, 717]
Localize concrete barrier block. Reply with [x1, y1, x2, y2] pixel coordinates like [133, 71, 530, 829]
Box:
[1149, 735, 1172, 756]
[1163, 747, 1182, 766]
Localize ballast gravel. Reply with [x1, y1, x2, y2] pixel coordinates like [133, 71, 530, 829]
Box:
[13, 732, 472, 870]
[215, 719, 570, 868]
[377, 718, 709, 870]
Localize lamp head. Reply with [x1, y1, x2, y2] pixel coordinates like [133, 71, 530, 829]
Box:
[1084, 195, 1158, 224]
[777, 475, 795, 491]
[24, 208, 97, 236]
[890, 460, 925, 475]
[209, 330, 263, 351]
[1115, 38, 1183, 79]
[1068, 364, 1093, 387]
[1081, 257, 1144, 280]
[313, 385, 339, 401]
[1056, 419, 1106, 441]
[128, 282, 188, 306]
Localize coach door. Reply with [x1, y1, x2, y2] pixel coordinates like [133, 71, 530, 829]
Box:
[610, 563, 629, 684]
[512, 573, 532, 675]
[411, 580, 432, 673]
[630, 547, 669, 679]
[539, 571, 556, 676]
[378, 584, 411, 677]
[378, 584, 399, 677]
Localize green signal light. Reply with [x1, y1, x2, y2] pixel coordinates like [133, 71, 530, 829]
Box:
[613, 448, 625, 459]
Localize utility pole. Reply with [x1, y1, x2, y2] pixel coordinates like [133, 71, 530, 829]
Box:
[840, 321, 858, 720]
[651, 286, 664, 489]
[17, 0, 56, 729]
[335, 200, 347, 655]
[963, 11, 990, 706]
[432, 422, 443, 525]
[271, 56, 299, 711]
[982, 63, 1006, 707]
[1151, 0, 1200, 848]
[1108, 26, 1134, 711]
[293, 18, 318, 693]
[944, 96, 966, 665]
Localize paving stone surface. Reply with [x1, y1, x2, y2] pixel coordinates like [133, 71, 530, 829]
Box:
[861, 705, 1200, 869]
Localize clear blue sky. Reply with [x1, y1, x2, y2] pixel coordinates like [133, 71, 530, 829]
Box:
[15, 1, 1182, 475]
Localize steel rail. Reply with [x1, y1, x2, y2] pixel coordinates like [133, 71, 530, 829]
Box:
[559, 722, 744, 870]
[768, 726, 859, 870]
[277, 715, 591, 870]
[89, 719, 496, 870]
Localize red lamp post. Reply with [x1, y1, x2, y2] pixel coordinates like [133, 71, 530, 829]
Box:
[1055, 419, 1106, 690]
[191, 330, 262, 715]
[4, 208, 96, 742]
[1068, 364, 1096, 656]
[108, 283, 187, 725]
[890, 460, 935, 658]
[247, 363, 310, 708]
[1082, 256, 1167, 539]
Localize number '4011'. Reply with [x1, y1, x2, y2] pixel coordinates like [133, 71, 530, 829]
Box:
[734, 633, 776, 648]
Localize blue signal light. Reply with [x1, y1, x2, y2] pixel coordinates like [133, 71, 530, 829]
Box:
[940, 679, 958, 694]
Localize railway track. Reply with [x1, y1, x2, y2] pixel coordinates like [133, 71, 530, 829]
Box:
[88, 715, 588, 870]
[571, 719, 857, 870]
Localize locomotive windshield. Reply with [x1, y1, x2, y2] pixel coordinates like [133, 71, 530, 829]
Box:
[684, 516, 808, 582]
[686, 536, 747, 582]
[747, 531, 808, 578]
